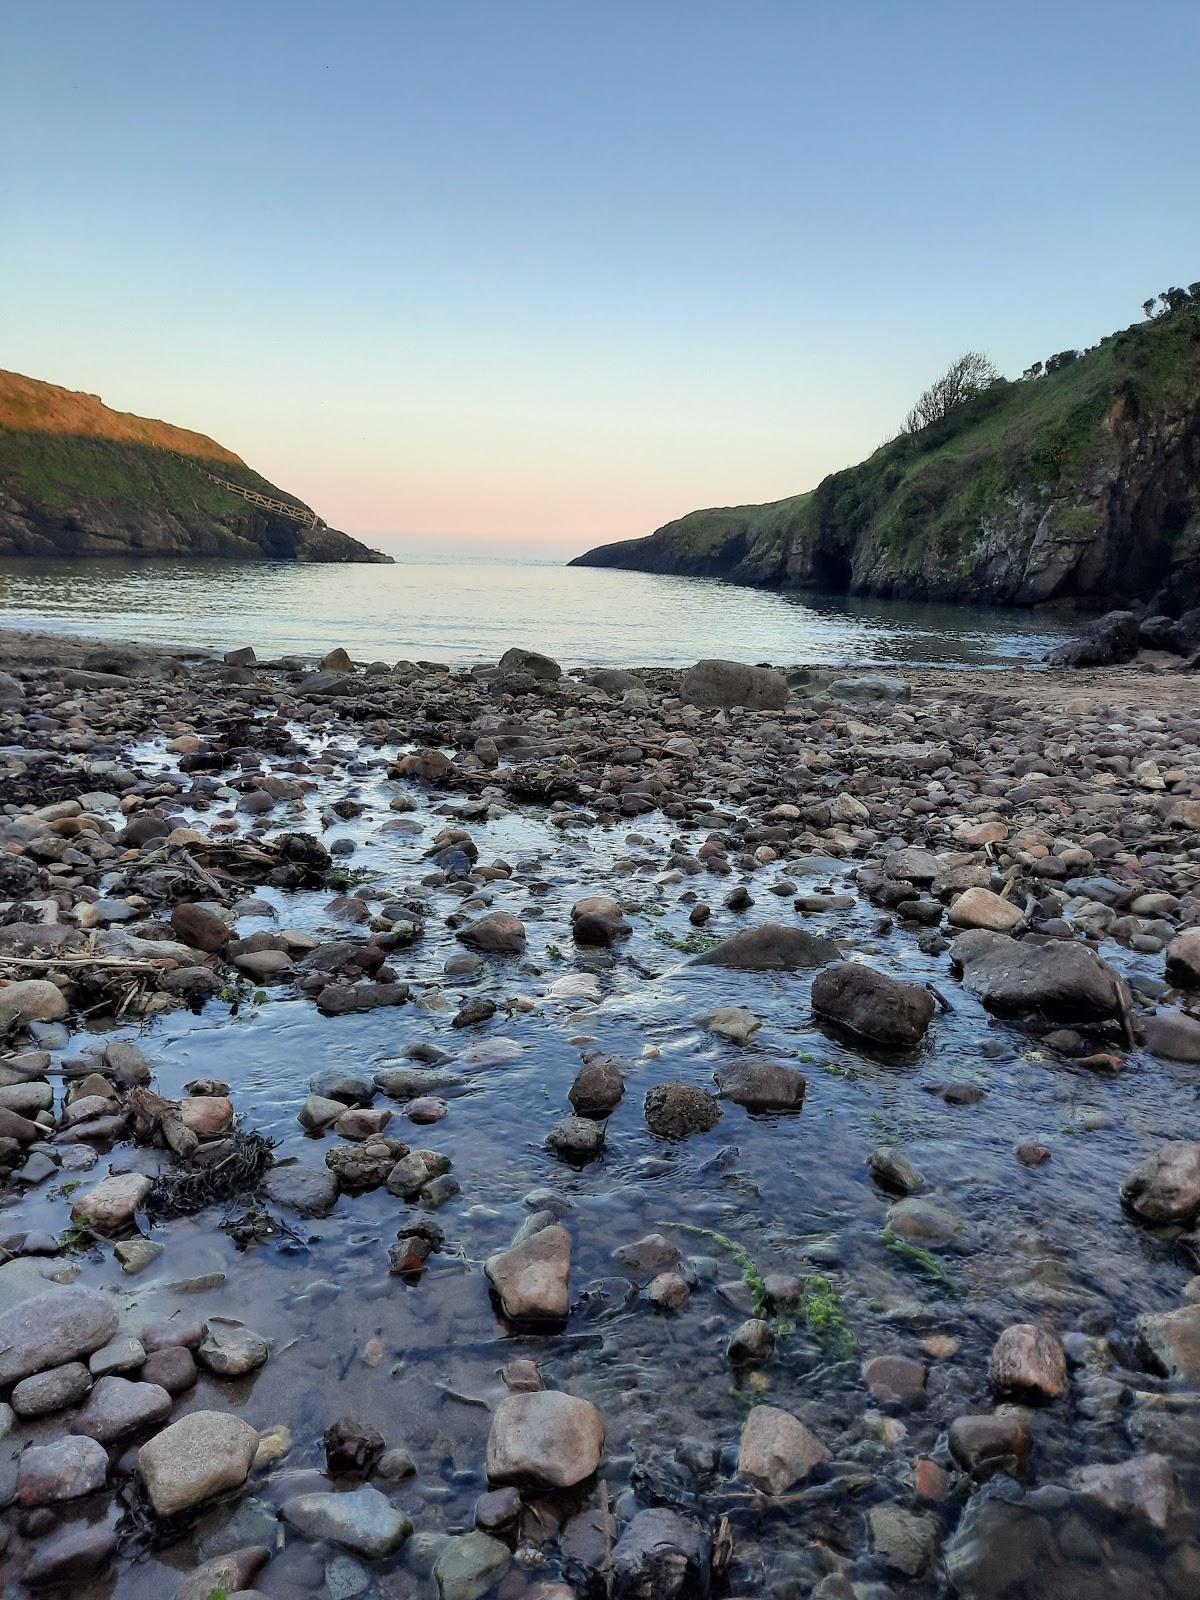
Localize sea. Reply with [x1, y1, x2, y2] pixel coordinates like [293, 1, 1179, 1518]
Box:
[0, 555, 1072, 668]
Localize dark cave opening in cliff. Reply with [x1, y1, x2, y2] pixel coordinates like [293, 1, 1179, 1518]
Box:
[811, 549, 853, 593]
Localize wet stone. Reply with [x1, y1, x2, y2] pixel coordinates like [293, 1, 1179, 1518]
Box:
[647, 1272, 690, 1310]
[486, 1224, 572, 1321]
[644, 1082, 721, 1139]
[179, 1547, 270, 1600]
[198, 1321, 269, 1377]
[546, 1115, 605, 1162]
[74, 1375, 173, 1442]
[611, 1508, 712, 1600]
[0, 1286, 118, 1384]
[141, 1344, 197, 1394]
[1137, 1304, 1200, 1381]
[12, 1360, 93, 1417]
[737, 1405, 829, 1494]
[612, 1232, 682, 1279]
[89, 1333, 146, 1375]
[1072, 1452, 1182, 1532]
[989, 1323, 1068, 1401]
[1122, 1141, 1200, 1224]
[137, 1409, 259, 1516]
[714, 1060, 806, 1111]
[70, 1171, 151, 1233]
[811, 961, 935, 1047]
[18, 1434, 108, 1506]
[728, 1317, 775, 1362]
[263, 1163, 340, 1216]
[433, 1530, 511, 1600]
[282, 1483, 413, 1557]
[885, 1196, 964, 1247]
[868, 1505, 940, 1577]
[868, 1145, 925, 1194]
[568, 1053, 625, 1117]
[863, 1354, 927, 1405]
[486, 1390, 605, 1489]
[948, 1413, 1033, 1481]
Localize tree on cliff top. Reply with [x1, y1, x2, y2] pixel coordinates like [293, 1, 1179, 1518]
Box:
[902, 351, 999, 434]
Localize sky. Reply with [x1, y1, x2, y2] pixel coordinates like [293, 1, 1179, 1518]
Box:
[3, 2, 1198, 557]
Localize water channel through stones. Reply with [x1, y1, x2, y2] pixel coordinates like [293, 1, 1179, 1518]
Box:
[5, 712, 1198, 1599]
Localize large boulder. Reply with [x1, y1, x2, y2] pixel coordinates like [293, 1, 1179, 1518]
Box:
[1047, 610, 1140, 667]
[496, 647, 561, 683]
[485, 1225, 572, 1321]
[951, 930, 1126, 1023]
[137, 1410, 259, 1516]
[680, 659, 788, 711]
[458, 912, 526, 954]
[486, 1390, 604, 1489]
[737, 1404, 828, 1494]
[0, 979, 68, 1022]
[1165, 929, 1200, 986]
[690, 923, 838, 972]
[811, 962, 934, 1047]
[0, 1286, 119, 1384]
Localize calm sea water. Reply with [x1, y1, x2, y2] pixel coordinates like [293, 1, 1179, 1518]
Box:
[0, 556, 1071, 667]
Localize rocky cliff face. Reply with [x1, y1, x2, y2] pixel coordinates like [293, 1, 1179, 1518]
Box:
[574, 306, 1200, 611]
[0, 371, 390, 564]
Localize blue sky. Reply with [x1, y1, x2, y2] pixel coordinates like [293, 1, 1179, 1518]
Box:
[4, 1, 1198, 553]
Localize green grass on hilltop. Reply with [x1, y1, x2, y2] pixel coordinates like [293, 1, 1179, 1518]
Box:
[578, 303, 1200, 594]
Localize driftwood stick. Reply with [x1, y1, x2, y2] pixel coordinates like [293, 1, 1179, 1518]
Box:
[0, 955, 173, 972]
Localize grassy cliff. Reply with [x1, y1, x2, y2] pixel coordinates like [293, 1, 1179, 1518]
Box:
[0, 371, 389, 563]
[573, 303, 1200, 608]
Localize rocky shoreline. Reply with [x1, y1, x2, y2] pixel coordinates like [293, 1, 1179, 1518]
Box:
[0, 635, 1197, 1597]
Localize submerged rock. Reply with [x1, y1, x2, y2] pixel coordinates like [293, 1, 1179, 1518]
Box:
[282, 1484, 412, 1557]
[737, 1404, 828, 1494]
[989, 1324, 1068, 1402]
[690, 923, 838, 971]
[611, 1507, 714, 1599]
[1121, 1141, 1200, 1224]
[433, 1531, 511, 1600]
[644, 1082, 721, 1139]
[714, 1060, 806, 1111]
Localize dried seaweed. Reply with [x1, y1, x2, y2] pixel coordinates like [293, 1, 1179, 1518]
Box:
[505, 765, 581, 802]
[143, 1128, 274, 1219]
